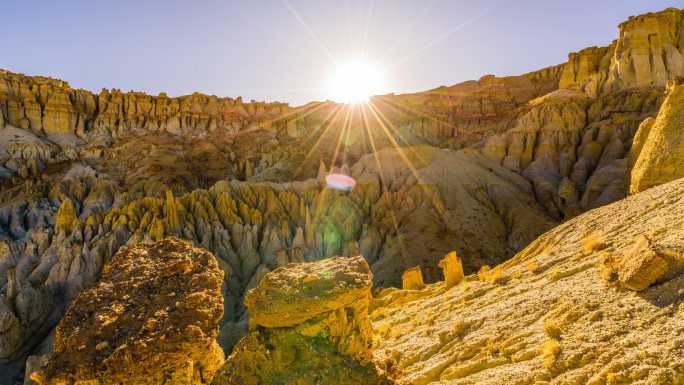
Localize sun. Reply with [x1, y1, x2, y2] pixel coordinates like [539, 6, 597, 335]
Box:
[329, 59, 385, 104]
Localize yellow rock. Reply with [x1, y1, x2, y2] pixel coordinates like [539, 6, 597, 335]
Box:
[245, 255, 373, 329]
[631, 78, 684, 193]
[439, 251, 465, 288]
[29, 238, 225, 385]
[55, 197, 78, 234]
[370, 178, 684, 384]
[213, 255, 386, 385]
[402, 266, 425, 290]
[617, 235, 679, 291]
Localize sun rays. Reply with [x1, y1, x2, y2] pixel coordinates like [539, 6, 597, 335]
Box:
[267, 0, 479, 257]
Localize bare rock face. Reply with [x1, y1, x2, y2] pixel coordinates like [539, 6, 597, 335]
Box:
[606, 8, 684, 91]
[401, 266, 426, 290]
[627, 117, 655, 168]
[212, 255, 387, 385]
[631, 78, 684, 193]
[559, 46, 612, 97]
[28, 238, 224, 385]
[0, 297, 22, 358]
[482, 84, 663, 219]
[561, 8, 684, 95]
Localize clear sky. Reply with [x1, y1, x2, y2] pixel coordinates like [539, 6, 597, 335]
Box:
[1, 0, 681, 106]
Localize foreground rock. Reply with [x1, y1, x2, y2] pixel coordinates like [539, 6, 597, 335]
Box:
[28, 238, 224, 385]
[371, 178, 684, 384]
[212, 255, 388, 385]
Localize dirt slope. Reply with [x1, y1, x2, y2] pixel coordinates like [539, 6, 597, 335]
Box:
[371, 178, 684, 385]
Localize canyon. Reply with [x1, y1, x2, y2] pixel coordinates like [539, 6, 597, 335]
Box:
[0, 6, 683, 385]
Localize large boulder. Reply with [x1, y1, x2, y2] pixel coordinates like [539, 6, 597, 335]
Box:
[28, 238, 225, 385]
[245, 255, 373, 330]
[212, 256, 387, 385]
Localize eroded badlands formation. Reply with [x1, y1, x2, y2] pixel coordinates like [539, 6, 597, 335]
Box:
[1, 6, 684, 385]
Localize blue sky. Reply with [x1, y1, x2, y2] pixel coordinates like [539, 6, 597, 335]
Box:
[1, 1, 681, 105]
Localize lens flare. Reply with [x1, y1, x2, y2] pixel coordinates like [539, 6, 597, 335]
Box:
[325, 173, 356, 192]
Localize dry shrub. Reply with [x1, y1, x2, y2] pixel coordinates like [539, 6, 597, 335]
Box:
[525, 260, 541, 274]
[582, 232, 605, 253]
[597, 251, 618, 283]
[478, 265, 506, 284]
[541, 339, 561, 370]
[452, 319, 467, 336]
[543, 319, 562, 339]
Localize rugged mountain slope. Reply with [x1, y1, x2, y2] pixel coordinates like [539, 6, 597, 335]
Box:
[0, 64, 560, 193]
[370, 177, 684, 385]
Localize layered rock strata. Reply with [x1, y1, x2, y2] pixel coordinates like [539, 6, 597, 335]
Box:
[560, 8, 684, 95]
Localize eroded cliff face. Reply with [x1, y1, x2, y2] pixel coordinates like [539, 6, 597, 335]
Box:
[0, 64, 563, 194]
[560, 8, 684, 96]
[480, 7, 684, 220]
[1, 6, 683, 384]
[481, 87, 663, 219]
[631, 77, 684, 193]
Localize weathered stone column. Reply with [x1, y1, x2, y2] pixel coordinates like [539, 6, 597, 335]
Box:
[402, 266, 425, 290]
[439, 251, 464, 288]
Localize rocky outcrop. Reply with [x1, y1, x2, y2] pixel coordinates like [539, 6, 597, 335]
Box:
[630, 78, 684, 193]
[606, 8, 684, 91]
[28, 238, 224, 385]
[559, 46, 612, 97]
[490, 12, 684, 213]
[212, 255, 387, 385]
[0, 69, 289, 138]
[439, 251, 464, 288]
[560, 8, 684, 96]
[371, 177, 684, 384]
[482, 87, 663, 218]
[402, 266, 426, 290]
